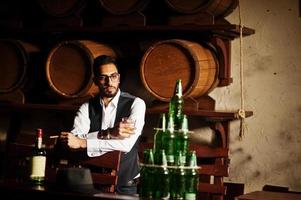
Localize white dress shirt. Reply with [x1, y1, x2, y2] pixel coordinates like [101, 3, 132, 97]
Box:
[71, 90, 146, 157]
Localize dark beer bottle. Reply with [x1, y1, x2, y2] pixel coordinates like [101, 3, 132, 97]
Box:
[140, 149, 155, 199]
[169, 79, 184, 130]
[29, 128, 47, 185]
[185, 151, 199, 200]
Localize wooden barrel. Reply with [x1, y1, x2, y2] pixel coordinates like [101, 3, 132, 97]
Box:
[45, 40, 117, 98]
[98, 0, 150, 15]
[0, 40, 39, 93]
[140, 39, 219, 102]
[36, 0, 86, 17]
[164, 0, 238, 18]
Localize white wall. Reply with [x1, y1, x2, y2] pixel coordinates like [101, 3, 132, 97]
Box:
[210, 0, 301, 193]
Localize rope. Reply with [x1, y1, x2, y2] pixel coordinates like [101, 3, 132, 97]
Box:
[237, 0, 248, 139]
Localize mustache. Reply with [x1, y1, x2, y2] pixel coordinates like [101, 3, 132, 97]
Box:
[103, 85, 116, 89]
[100, 85, 118, 92]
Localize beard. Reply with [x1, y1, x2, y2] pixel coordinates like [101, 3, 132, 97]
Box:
[99, 85, 118, 98]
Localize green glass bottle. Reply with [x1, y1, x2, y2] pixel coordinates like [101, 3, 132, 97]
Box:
[29, 128, 47, 185]
[153, 150, 170, 199]
[185, 151, 199, 200]
[175, 114, 189, 165]
[140, 149, 155, 199]
[162, 114, 175, 166]
[171, 150, 186, 200]
[153, 113, 166, 164]
[169, 79, 184, 130]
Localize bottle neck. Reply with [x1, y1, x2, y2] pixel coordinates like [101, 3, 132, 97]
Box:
[162, 114, 166, 132]
[158, 113, 166, 132]
[167, 114, 174, 133]
[174, 79, 183, 97]
[36, 129, 43, 149]
[180, 115, 189, 133]
[37, 137, 42, 149]
[169, 79, 184, 130]
[188, 151, 197, 167]
[158, 150, 168, 166]
[144, 149, 154, 164]
[175, 151, 185, 166]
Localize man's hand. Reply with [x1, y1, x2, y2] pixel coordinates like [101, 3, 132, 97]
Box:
[110, 118, 136, 139]
[60, 132, 87, 149]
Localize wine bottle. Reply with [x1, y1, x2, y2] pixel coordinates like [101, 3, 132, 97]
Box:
[29, 128, 46, 185]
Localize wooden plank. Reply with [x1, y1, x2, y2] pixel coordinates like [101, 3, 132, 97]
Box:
[199, 164, 228, 176]
[190, 144, 229, 158]
[199, 182, 226, 194]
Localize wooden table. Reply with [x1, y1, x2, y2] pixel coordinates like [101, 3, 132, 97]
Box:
[0, 180, 139, 200]
[235, 191, 301, 200]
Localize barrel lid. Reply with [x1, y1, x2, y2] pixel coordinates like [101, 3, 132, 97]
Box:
[46, 41, 94, 98]
[140, 40, 196, 101]
[140, 39, 218, 102]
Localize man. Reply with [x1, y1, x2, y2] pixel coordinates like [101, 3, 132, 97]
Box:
[60, 55, 146, 195]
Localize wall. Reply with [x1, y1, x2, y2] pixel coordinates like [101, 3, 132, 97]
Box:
[209, 0, 301, 193]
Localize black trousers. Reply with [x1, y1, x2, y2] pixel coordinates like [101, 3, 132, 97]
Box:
[116, 179, 138, 195]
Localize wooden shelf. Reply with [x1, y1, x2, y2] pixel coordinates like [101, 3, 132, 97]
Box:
[0, 102, 252, 122]
[147, 107, 253, 121]
[0, 24, 255, 40]
[186, 109, 253, 121]
[0, 103, 78, 112]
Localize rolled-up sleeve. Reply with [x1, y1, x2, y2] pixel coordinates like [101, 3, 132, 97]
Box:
[71, 103, 90, 139]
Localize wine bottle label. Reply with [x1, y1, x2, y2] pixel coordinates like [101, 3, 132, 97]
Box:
[30, 156, 46, 178]
[185, 193, 196, 200]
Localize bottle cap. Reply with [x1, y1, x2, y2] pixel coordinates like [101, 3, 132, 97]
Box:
[36, 128, 43, 137]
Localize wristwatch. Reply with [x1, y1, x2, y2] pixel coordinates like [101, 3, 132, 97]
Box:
[98, 129, 111, 139]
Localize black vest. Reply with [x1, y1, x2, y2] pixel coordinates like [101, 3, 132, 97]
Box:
[88, 92, 140, 189]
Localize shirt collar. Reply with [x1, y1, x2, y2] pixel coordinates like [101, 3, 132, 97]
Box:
[99, 89, 121, 108]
